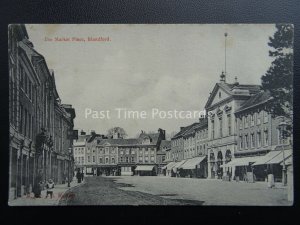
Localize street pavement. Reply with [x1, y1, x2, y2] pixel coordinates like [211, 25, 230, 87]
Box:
[58, 176, 291, 206]
[113, 176, 291, 206]
[58, 176, 204, 205]
[8, 177, 85, 206]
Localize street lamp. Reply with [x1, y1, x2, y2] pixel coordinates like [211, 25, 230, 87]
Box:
[278, 120, 287, 186]
[68, 147, 72, 187]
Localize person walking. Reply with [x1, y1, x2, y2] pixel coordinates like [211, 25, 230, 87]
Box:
[76, 170, 81, 183]
[81, 171, 84, 182]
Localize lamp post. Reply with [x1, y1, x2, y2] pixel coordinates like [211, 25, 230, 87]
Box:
[68, 147, 72, 187]
[278, 121, 287, 186]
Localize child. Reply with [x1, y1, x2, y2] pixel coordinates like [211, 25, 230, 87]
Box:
[45, 179, 55, 198]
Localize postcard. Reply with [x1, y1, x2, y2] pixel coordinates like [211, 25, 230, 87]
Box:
[8, 24, 293, 205]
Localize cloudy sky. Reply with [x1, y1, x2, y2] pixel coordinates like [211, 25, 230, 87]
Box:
[26, 24, 276, 137]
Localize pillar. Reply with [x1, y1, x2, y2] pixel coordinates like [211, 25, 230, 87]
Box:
[207, 160, 212, 179]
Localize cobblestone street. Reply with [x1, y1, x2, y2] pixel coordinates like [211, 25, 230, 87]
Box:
[58, 176, 290, 206]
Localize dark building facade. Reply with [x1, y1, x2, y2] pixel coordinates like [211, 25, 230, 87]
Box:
[9, 24, 76, 201]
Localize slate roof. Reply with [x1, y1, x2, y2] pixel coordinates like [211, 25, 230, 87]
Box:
[95, 131, 161, 146]
[218, 83, 261, 95]
[235, 91, 272, 114]
[172, 123, 198, 139]
[160, 140, 171, 149]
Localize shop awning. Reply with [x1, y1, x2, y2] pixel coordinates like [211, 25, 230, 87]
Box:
[165, 162, 177, 171]
[264, 149, 292, 165]
[221, 156, 262, 168]
[252, 150, 292, 166]
[172, 160, 188, 172]
[180, 156, 206, 170]
[135, 165, 154, 171]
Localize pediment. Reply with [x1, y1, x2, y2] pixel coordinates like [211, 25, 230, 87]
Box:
[205, 84, 232, 109]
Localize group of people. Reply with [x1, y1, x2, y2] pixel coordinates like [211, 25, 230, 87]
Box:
[76, 169, 84, 183]
[32, 170, 55, 198]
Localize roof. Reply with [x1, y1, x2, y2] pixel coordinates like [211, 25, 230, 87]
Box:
[235, 91, 272, 114]
[205, 82, 261, 109]
[172, 123, 198, 140]
[160, 140, 171, 149]
[97, 138, 139, 146]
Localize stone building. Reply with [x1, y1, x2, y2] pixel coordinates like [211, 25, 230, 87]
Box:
[84, 128, 166, 176]
[204, 73, 261, 179]
[156, 140, 171, 175]
[8, 24, 76, 201]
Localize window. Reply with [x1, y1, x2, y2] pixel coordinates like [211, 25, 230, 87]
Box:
[245, 135, 249, 149]
[139, 157, 143, 162]
[244, 116, 248, 128]
[111, 158, 115, 164]
[105, 147, 109, 154]
[257, 132, 261, 147]
[88, 156, 90, 162]
[264, 111, 268, 123]
[151, 149, 155, 155]
[120, 150, 124, 155]
[99, 157, 103, 164]
[93, 156, 95, 162]
[111, 148, 115, 154]
[257, 112, 261, 125]
[131, 149, 135, 154]
[150, 156, 155, 162]
[139, 149, 143, 155]
[131, 157, 134, 162]
[219, 91, 221, 98]
[145, 156, 149, 162]
[219, 117, 223, 138]
[81, 157, 84, 164]
[145, 148, 149, 155]
[162, 156, 165, 162]
[264, 130, 269, 146]
[239, 136, 243, 149]
[250, 133, 255, 148]
[105, 157, 109, 164]
[250, 114, 254, 126]
[211, 120, 215, 139]
[126, 157, 129, 163]
[120, 157, 123, 162]
[227, 114, 232, 135]
[126, 148, 129, 154]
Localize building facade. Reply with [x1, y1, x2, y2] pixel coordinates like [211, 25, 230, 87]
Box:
[83, 129, 166, 176]
[205, 74, 261, 179]
[8, 24, 76, 201]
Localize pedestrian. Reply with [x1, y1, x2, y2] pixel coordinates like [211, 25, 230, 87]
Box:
[81, 171, 84, 182]
[33, 170, 43, 198]
[76, 170, 81, 183]
[45, 178, 55, 198]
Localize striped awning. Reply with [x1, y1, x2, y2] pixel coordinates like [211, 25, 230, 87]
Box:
[165, 162, 177, 171]
[135, 165, 154, 171]
[180, 156, 206, 170]
[221, 156, 262, 168]
[252, 149, 292, 166]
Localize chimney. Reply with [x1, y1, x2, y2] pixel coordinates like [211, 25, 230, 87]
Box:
[91, 130, 96, 136]
[158, 128, 166, 140]
[180, 127, 185, 131]
[80, 130, 86, 135]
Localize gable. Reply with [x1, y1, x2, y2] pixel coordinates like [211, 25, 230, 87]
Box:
[205, 84, 232, 109]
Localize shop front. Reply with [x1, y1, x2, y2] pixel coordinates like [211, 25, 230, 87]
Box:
[179, 156, 207, 178]
[135, 165, 157, 176]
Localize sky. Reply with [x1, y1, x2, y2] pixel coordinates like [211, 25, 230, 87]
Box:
[26, 24, 276, 138]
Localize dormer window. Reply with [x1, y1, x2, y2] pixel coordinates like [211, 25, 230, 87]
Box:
[219, 92, 221, 98]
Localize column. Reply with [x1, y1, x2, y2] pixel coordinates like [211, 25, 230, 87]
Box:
[207, 159, 212, 179]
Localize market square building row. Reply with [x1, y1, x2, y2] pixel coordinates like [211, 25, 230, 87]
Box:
[165, 73, 292, 185]
[9, 25, 76, 201]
